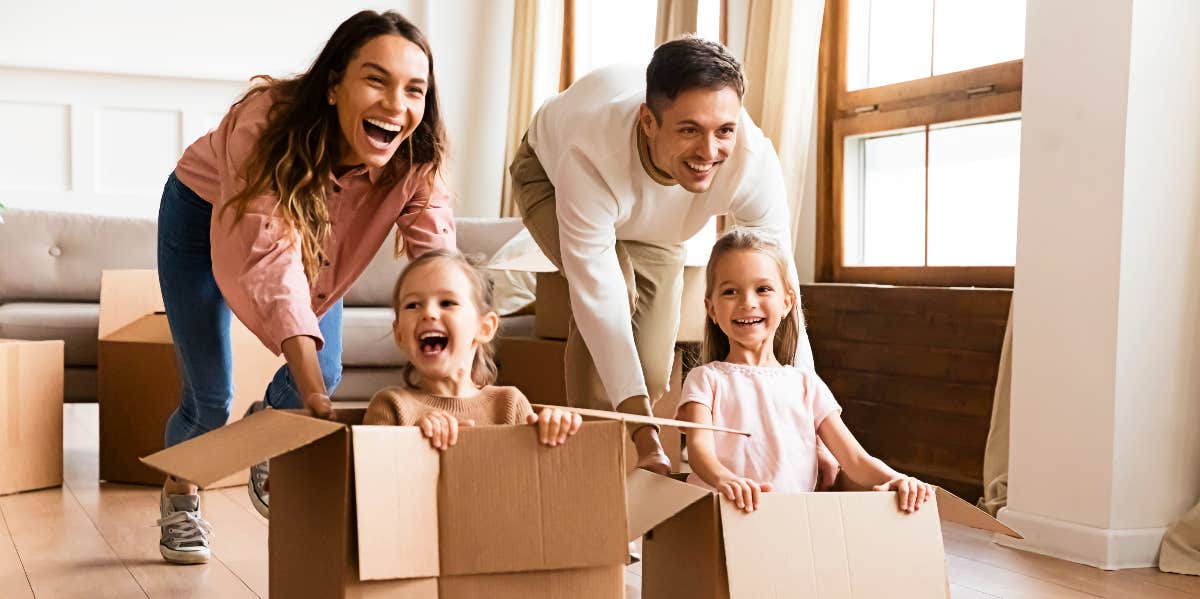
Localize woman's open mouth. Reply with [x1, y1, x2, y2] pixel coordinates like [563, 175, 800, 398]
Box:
[363, 117, 402, 147]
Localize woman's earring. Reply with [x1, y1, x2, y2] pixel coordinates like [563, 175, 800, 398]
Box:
[328, 95, 335, 105]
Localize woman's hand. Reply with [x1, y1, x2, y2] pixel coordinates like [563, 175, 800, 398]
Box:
[304, 393, 336, 421]
[526, 407, 582, 446]
[416, 410, 475, 450]
[874, 476, 935, 513]
[716, 475, 773, 513]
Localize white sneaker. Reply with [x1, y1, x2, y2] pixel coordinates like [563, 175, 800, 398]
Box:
[158, 490, 213, 564]
[245, 401, 270, 519]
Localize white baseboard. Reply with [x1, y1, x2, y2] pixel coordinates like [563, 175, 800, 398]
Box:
[994, 507, 1166, 570]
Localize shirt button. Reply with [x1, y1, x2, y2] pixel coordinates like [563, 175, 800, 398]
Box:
[333, 184, 342, 193]
[48, 246, 62, 257]
[323, 260, 331, 267]
[317, 293, 328, 299]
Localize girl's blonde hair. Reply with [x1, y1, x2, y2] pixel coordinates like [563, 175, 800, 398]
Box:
[702, 229, 800, 364]
[391, 249, 498, 389]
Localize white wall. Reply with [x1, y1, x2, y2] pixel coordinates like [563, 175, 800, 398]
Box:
[1110, 0, 1200, 530]
[1001, 0, 1200, 570]
[0, 0, 512, 218]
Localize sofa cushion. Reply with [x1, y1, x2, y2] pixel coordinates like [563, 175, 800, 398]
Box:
[341, 308, 535, 368]
[0, 209, 157, 302]
[0, 302, 100, 366]
[343, 217, 525, 307]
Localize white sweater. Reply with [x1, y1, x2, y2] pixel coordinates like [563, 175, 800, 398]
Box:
[527, 64, 813, 406]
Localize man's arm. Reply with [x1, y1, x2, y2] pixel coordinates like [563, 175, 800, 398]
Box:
[554, 149, 650, 407]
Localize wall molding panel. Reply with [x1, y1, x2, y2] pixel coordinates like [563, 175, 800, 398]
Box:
[0, 66, 246, 216]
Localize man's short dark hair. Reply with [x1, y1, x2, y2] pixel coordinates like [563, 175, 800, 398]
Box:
[645, 36, 745, 122]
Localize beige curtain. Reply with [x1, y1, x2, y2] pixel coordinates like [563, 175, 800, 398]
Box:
[728, 0, 825, 252]
[500, 0, 566, 217]
[1160, 503, 1200, 575]
[656, 0, 700, 44]
[978, 303, 1014, 516]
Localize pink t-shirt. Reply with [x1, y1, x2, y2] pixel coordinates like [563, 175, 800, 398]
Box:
[175, 90, 456, 354]
[677, 361, 841, 493]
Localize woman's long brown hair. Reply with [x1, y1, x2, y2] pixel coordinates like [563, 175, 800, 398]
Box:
[221, 10, 447, 283]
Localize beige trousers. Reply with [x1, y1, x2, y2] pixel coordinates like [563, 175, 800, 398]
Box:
[509, 137, 685, 420]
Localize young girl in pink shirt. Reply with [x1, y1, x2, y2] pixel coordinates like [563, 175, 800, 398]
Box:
[677, 229, 935, 513]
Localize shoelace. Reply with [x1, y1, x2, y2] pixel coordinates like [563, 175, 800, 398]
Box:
[251, 464, 269, 496]
[156, 510, 215, 545]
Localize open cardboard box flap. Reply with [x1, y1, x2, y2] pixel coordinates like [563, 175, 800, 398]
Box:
[626, 468, 711, 540]
[140, 409, 344, 488]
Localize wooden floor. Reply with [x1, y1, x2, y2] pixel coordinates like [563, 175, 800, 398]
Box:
[2, 405, 1198, 598]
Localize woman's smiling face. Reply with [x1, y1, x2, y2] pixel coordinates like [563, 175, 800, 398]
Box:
[330, 34, 429, 168]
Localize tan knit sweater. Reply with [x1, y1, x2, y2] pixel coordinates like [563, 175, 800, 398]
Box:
[363, 385, 536, 427]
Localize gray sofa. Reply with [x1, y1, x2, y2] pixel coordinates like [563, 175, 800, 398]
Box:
[0, 208, 531, 402]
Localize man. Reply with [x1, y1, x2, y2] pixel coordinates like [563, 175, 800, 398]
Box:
[509, 37, 823, 475]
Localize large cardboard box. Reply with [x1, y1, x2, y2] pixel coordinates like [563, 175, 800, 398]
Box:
[97, 270, 284, 486]
[141, 407, 745, 599]
[0, 338, 64, 495]
[631, 470, 1023, 598]
[534, 267, 707, 342]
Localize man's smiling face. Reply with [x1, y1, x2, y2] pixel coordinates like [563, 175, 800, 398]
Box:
[639, 85, 741, 193]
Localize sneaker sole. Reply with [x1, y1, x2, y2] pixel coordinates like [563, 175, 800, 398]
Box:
[248, 483, 270, 520]
[160, 545, 210, 565]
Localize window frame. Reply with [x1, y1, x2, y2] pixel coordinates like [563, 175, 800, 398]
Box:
[815, 0, 1023, 288]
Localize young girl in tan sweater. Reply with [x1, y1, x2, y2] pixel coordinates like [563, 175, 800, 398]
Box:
[364, 249, 581, 448]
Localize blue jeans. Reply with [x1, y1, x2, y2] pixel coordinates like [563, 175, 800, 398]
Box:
[157, 172, 343, 448]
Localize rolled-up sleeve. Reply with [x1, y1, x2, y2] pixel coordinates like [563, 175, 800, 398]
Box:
[398, 176, 456, 258]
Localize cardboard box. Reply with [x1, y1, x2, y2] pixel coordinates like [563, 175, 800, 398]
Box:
[632, 470, 1023, 598]
[0, 338, 64, 495]
[97, 270, 284, 486]
[533, 268, 707, 343]
[141, 407, 746, 598]
[494, 335, 566, 408]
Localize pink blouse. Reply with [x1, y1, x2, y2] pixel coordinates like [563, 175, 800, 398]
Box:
[677, 361, 842, 493]
[174, 90, 455, 354]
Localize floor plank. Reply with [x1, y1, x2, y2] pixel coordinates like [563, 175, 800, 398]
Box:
[62, 404, 259, 599]
[950, 582, 1002, 598]
[0, 488, 146, 598]
[0, 501, 35, 599]
[943, 523, 1197, 598]
[200, 489, 268, 597]
[946, 553, 1104, 598]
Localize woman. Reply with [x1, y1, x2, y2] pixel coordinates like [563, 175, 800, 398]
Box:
[154, 10, 453, 564]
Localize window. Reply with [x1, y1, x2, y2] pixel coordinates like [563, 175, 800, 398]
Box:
[817, 0, 1024, 287]
[572, 0, 658, 77]
[568, 0, 724, 81]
